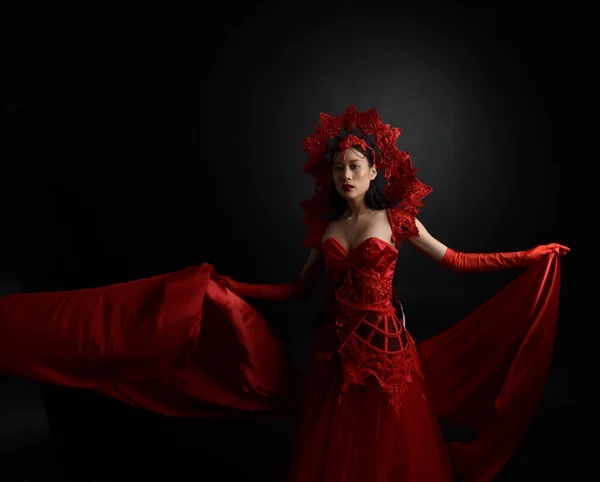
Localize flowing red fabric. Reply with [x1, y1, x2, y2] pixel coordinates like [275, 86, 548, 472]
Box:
[417, 252, 561, 481]
[0, 253, 561, 481]
[0, 263, 301, 418]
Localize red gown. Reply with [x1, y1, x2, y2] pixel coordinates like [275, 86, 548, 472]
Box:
[288, 235, 453, 481]
[0, 234, 562, 481]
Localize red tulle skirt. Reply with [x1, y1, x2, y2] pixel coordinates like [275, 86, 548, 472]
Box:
[287, 326, 453, 482]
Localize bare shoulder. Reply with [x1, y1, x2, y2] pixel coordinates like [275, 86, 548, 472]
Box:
[407, 217, 449, 261]
[322, 218, 342, 240]
[375, 208, 390, 220]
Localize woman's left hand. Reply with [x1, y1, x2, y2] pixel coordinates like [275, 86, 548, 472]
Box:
[526, 243, 570, 261]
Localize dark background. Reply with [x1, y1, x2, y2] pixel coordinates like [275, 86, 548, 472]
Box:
[0, 1, 585, 481]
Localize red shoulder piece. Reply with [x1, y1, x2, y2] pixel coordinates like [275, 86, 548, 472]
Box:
[385, 150, 432, 241]
[389, 207, 419, 241]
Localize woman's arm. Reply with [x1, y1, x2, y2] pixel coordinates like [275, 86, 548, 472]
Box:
[296, 248, 325, 298]
[406, 218, 449, 262]
[300, 248, 325, 280]
[407, 218, 569, 271]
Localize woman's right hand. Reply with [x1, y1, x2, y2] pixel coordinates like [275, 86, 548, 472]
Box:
[212, 274, 242, 291]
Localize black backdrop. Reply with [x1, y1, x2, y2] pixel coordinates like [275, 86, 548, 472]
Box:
[1, 2, 584, 481]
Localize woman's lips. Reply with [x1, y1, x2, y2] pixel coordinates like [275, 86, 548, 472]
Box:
[343, 184, 354, 191]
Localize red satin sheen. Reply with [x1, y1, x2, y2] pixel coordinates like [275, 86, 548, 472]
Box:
[0, 264, 301, 418]
[418, 252, 561, 481]
[0, 242, 561, 481]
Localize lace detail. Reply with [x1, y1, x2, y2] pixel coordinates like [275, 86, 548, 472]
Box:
[330, 266, 422, 415]
[389, 207, 419, 240]
[338, 333, 423, 416]
[368, 271, 393, 298]
[300, 105, 432, 251]
[335, 267, 394, 308]
[333, 268, 395, 338]
[335, 270, 357, 303]
[333, 271, 355, 339]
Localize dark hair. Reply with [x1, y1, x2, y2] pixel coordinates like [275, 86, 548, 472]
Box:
[329, 144, 390, 219]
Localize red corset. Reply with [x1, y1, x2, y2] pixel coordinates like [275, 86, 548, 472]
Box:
[320, 236, 424, 414]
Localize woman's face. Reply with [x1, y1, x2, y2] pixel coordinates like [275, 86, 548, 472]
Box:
[332, 147, 377, 202]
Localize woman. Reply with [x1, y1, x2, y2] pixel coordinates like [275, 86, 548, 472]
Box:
[215, 106, 568, 481]
[0, 105, 568, 481]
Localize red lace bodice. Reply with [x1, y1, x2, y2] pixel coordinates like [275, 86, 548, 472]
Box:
[320, 233, 423, 415]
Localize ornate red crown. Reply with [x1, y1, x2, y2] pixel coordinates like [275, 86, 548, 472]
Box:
[300, 105, 432, 244]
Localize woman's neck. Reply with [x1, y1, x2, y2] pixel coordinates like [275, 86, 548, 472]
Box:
[344, 199, 372, 220]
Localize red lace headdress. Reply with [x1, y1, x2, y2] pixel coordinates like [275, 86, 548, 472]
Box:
[300, 104, 432, 248]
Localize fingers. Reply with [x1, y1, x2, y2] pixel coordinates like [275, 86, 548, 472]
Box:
[546, 243, 570, 255]
[213, 275, 230, 285]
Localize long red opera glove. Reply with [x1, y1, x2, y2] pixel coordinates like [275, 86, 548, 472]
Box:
[212, 274, 316, 302]
[440, 242, 570, 272]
